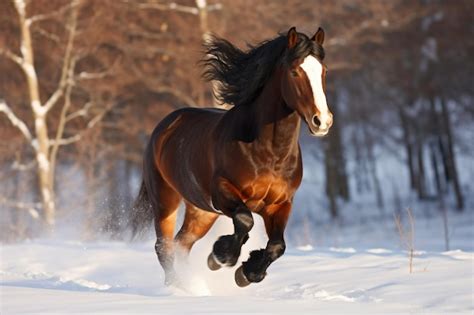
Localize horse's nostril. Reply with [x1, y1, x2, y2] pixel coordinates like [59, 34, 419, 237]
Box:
[312, 115, 321, 127]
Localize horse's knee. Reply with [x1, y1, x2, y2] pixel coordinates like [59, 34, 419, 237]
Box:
[233, 208, 254, 234]
[266, 240, 286, 261]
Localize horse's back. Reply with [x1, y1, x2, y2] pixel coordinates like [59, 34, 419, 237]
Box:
[151, 107, 225, 136]
[150, 107, 225, 148]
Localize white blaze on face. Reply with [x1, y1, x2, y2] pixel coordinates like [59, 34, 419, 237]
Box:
[300, 55, 331, 130]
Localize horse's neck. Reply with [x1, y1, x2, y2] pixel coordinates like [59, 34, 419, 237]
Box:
[250, 74, 301, 156]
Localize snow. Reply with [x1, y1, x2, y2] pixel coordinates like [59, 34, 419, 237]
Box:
[2, 122, 473, 313]
[2, 135, 472, 314]
[1, 215, 473, 314]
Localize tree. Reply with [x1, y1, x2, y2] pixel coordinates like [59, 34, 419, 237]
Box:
[0, 0, 112, 230]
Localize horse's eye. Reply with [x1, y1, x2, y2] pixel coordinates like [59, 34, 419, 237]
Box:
[291, 70, 298, 77]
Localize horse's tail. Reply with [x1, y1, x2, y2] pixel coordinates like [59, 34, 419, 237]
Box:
[129, 140, 157, 240]
[129, 180, 153, 239]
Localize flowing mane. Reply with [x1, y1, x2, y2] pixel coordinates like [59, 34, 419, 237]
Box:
[202, 32, 325, 107]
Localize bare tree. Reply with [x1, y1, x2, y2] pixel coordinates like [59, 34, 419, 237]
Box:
[0, 0, 112, 230]
[127, 0, 222, 107]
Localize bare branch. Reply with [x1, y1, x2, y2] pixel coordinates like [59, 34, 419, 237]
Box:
[0, 48, 24, 66]
[65, 101, 93, 122]
[0, 100, 33, 143]
[50, 134, 82, 146]
[49, 57, 77, 173]
[206, 4, 222, 12]
[86, 103, 114, 128]
[42, 88, 65, 113]
[75, 55, 121, 81]
[0, 197, 41, 220]
[135, 1, 199, 15]
[406, 207, 415, 246]
[394, 208, 415, 273]
[43, 0, 80, 113]
[49, 102, 115, 147]
[13, 0, 43, 114]
[34, 27, 61, 43]
[330, 61, 362, 72]
[128, 61, 198, 107]
[28, 1, 78, 25]
[153, 86, 198, 108]
[326, 9, 423, 49]
[76, 71, 109, 80]
[11, 159, 36, 171]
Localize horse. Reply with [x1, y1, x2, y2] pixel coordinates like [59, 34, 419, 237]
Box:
[130, 26, 333, 287]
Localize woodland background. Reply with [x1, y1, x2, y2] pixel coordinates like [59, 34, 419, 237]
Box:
[0, 0, 473, 244]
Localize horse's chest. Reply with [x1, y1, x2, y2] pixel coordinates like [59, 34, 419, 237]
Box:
[241, 175, 292, 211]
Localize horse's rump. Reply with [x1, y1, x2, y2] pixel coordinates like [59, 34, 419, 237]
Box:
[148, 107, 226, 212]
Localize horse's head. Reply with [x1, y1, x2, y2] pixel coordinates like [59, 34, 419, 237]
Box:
[281, 27, 333, 137]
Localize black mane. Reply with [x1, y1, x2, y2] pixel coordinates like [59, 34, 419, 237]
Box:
[202, 31, 324, 107]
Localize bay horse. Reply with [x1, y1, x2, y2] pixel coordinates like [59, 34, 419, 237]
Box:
[130, 27, 333, 287]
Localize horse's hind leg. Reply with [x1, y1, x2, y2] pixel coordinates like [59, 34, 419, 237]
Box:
[175, 202, 219, 255]
[151, 180, 182, 285]
[234, 202, 291, 287]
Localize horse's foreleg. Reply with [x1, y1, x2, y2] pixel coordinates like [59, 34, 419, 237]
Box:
[208, 203, 254, 269]
[235, 202, 291, 287]
[208, 177, 255, 269]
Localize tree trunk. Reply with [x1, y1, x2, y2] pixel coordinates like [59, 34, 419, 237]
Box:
[197, 0, 212, 107]
[440, 98, 464, 210]
[11, 0, 80, 230]
[14, 0, 57, 229]
[331, 102, 349, 201]
[34, 118, 55, 228]
[324, 149, 339, 219]
[196, 0, 223, 108]
[324, 95, 349, 219]
[369, 150, 384, 212]
[415, 136, 427, 200]
[362, 124, 384, 212]
[398, 107, 417, 190]
[430, 142, 442, 196]
[11, 169, 22, 239]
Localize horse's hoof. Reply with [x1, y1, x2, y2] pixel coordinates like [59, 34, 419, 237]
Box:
[212, 234, 240, 266]
[207, 253, 222, 271]
[235, 266, 251, 287]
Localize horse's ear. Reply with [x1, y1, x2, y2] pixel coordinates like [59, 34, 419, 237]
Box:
[311, 27, 325, 45]
[287, 27, 298, 49]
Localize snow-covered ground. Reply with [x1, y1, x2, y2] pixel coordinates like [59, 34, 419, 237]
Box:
[1, 212, 473, 314]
